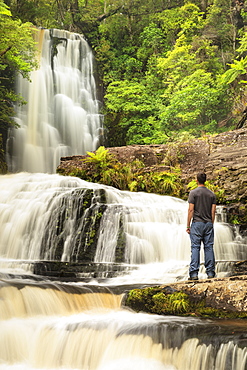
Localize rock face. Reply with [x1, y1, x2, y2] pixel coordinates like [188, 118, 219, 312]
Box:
[164, 275, 247, 313]
[57, 128, 247, 221]
[0, 136, 7, 174]
[124, 275, 247, 318]
[179, 128, 247, 222]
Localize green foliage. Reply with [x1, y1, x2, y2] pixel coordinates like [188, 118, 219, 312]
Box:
[139, 22, 166, 57]
[65, 147, 184, 197]
[84, 146, 113, 169]
[236, 31, 247, 55]
[105, 80, 151, 114]
[228, 215, 240, 225]
[237, 205, 247, 224]
[100, 0, 238, 144]
[160, 78, 228, 133]
[187, 179, 226, 203]
[100, 0, 239, 144]
[7, 0, 72, 29]
[221, 57, 247, 85]
[0, 1, 11, 16]
[204, 0, 235, 53]
[0, 5, 37, 77]
[125, 286, 247, 318]
[126, 286, 161, 312]
[152, 291, 190, 314]
[5, 0, 247, 147]
[127, 288, 191, 315]
[169, 292, 190, 313]
[104, 79, 164, 146]
[157, 20, 232, 133]
[150, 171, 182, 197]
[0, 0, 38, 138]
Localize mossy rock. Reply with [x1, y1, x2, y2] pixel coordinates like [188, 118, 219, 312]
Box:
[125, 286, 247, 319]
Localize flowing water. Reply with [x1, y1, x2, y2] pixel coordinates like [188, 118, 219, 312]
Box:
[1, 27, 247, 370]
[0, 173, 246, 370]
[6, 28, 103, 174]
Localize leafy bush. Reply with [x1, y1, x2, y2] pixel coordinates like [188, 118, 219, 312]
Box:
[66, 147, 184, 197]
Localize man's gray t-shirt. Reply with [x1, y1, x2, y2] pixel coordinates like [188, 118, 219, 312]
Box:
[188, 186, 216, 223]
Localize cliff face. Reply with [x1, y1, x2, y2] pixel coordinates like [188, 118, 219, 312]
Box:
[179, 128, 247, 222]
[181, 128, 247, 203]
[57, 128, 247, 222]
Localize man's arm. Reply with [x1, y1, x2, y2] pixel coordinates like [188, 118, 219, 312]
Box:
[186, 203, 194, 234]
[211, 203, 216, 223]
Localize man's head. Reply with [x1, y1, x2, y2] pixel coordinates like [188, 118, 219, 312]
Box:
[197, 172, 206, 185]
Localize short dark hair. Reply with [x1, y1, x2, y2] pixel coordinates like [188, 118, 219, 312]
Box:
[197, 173, 206, 184]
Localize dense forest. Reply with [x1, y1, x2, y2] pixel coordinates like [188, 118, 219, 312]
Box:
[0, 0, 247, 151]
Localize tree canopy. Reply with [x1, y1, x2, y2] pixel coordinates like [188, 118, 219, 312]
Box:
[2, 0, 247, 148]
[0, 0, 37, 143]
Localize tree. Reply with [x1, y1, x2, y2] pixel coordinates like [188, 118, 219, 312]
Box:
[220, 30, 247, 86]
[0, 0, 37, 145]
[203, 0, 237, 66]
[155, 3, 236, 134]
[5, 0, 66, 29]
[219, 30, 247, 128]
[4, 0, 247, 147]
[104, 79, 165, 146]
[159, 69, 231, 134]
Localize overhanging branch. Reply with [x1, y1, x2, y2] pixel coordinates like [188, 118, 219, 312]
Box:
[0, 46, 12, 58]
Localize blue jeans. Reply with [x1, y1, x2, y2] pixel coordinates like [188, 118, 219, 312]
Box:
[189, 222, 215, 277]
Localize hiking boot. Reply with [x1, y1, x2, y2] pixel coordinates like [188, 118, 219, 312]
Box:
[189, 276, 198, 281]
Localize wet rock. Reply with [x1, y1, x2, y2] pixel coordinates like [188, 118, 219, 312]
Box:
[125, 275, 247, 318]
[163, 275, 247, 313]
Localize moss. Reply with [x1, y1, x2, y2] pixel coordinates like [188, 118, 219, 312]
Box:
[125, 286, 247, 319]
[194, 306, 247, 319]
[152, 291, 190, 315]
[125, 287, 162, 312]
[238, 204, 247, 224]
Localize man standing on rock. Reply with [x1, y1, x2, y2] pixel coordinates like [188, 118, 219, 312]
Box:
[186, 173, 216, 280]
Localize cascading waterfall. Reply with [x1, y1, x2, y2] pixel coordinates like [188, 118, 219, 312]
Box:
[0, 172, 245, 281]
[1, 276, 247, 370]
[0, 173, 247, 369]
[6, 28, 103, 174]
[1, 27, 247, 370]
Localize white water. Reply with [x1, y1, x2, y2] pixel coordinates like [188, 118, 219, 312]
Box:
[1, 277, 247, 370]
[0, 172, 245, 283]
[0, 173, 246, 370]
[2, 26, 247, 370]
[6, 28, 103, 173]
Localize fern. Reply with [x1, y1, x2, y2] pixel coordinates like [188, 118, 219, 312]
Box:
[83, 146, 112, 168]
[169, 292, 189, 313]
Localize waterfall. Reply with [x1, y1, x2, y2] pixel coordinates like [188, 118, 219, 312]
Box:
[0, 174, 246, 369]
[0, 172, 245, 282]
[6, 28, 103, 174]
[1, 278, 247, 370]
[1, 26, 247, 370]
